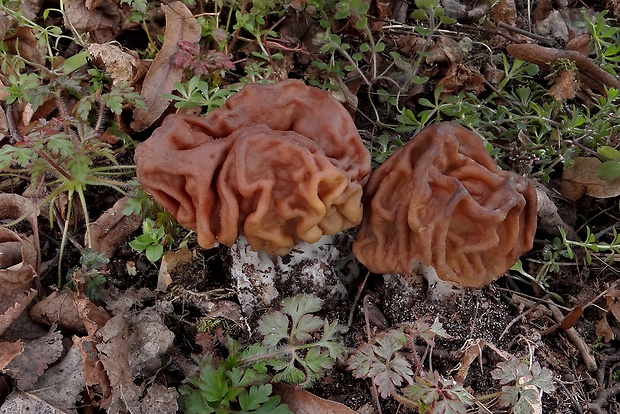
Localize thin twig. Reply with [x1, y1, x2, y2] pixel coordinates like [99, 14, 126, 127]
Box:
[499, 293, 551, 341]
[348, 270, 370, 328]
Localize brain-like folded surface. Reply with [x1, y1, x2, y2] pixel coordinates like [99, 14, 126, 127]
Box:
[352, 122, 537, 287]
[134, 80, 371, 254]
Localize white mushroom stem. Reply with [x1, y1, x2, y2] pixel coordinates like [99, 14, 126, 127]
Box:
[413, 261, 460, 299]
[229, 234, 357, 317]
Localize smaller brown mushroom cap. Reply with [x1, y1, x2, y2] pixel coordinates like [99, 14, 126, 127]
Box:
[134, 80, 371, 254]
[352, 122, 537, 288]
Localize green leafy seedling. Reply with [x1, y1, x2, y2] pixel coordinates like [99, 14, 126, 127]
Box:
[597, 145, 620, 180]
[258, 294, 347, 387]
[129, 218, 167, 262]
[490, 359, 555, 414]
[182, 294, 345, 412]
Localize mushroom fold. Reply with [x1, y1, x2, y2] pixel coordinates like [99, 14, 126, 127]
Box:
[352, 122, 537, 288]
[135, 80, 371, 254]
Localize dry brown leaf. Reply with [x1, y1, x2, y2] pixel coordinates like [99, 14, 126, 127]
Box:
[455, 339, 484, 384]
[534, 184, 578, 239]
[0, 341, 22, 371]
[424, 36, 462, 65]
[63, 0, 124, 43]
[566, 33, 592, 56]
[605, 288, 620, 322]
[29, 290, 111, 334]
[561, 157, 620, 200]
[74, 335, 112, 406]
[90, 196, 142, 259]
[273, 383, 357, 414]
[3, 331, 64, 390]
[101, 287, 153, 315]
[87, 43, 146, 85]
[157, 248, 193, 290]
[127, 309, 174, 377]
[6, 27, 46, 65]
[131, 1, 201, 131]
[437, 63, 485, 95]
[29, 344, 85, 413]
[0, 390, 74, 413]
[0, 228, 37, 298]
[200, 300, 243, 324]
[608, 0, 620, 18]
[559, 306, 583, 329]
[0, 193, 40, 273]
[95, 315, 144, 413]
[490, 0, 517, 26]
[0, 289, 37, 336]
[548, 69, 579, 101]
[140, 384, 178, 414]
[596, 316, 614, 343]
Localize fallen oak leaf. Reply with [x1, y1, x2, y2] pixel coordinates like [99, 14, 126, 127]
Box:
[547, 69, 579, 101]
[2, 330, 64, 390]
[131, 1, 201, 131]
[596, 316, 614, 343]
[560, 157, 620, 200]
[0, 340, 22, 371]
[28, 344, 86, 413]
[87, 43, 146, 86]
[0, 289, 37, 336]
[29, 290, 111, 335]
[89, 196, 142, 260]
[273, 383, 357, 414]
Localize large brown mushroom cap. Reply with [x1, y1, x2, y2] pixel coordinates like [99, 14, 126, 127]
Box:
[135, 80, 371, 254]
[352, 122, 537, 288]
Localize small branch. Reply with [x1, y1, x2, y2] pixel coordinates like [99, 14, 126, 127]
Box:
[587, 382, 620, 414]
[548, 304, 597, 371]
[506, 43, 620, 95]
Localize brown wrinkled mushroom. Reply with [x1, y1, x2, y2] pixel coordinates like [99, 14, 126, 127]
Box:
[135, 80, 371, 254]
[353, 122, 537, 288]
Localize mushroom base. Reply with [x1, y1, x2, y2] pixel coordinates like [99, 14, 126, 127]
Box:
[229, 234, 358, 316]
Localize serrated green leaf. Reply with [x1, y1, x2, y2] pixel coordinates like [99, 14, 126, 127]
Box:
[239, 384, 271, 410]
[273, 363, 306, 385]
[529, 362, 556, 392]
[498, 385, 520, 407]
[198, 365, 228, 403]
[259, 311, 289, 348]
[303, 347, 334, 374]
[294, 313, 323, 342]
[410, 9, 428, 20]
[348, 343, 375, 378]
[512, 388, 540, 414]
[252, 396, 293, 414]
[282, 294, 323, 326]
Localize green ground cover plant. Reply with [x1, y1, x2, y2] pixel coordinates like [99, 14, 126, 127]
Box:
[0, 0, 619, 412]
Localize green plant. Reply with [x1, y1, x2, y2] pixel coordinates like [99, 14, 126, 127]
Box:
[576, 10, 620, 75]
[67, 248, 109, 300]
[182, 352, 292, 414]
[597, 145, 620, 180]
[128, 218, 168, 262]
[488, 358, 555, 414]
[181, 294, 346, 413]
[124, 186, 181, 263]
[559, 226, 620, 266]
[0, 116, 135, 284]
[347, 317, 474, 412]
[163, 76, 234, 111]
